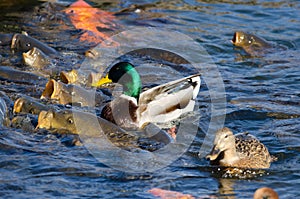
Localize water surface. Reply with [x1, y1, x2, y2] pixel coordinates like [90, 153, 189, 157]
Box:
[0, 0, 299, 198]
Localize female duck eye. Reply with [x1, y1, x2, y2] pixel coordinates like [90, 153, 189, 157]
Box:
[67, 118, 74, 124]
[224, 134, 228, 138]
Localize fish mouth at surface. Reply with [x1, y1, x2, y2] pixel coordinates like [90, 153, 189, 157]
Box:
[13, 98, 25, 113]
[36, 110, 54, 129]
[60, 70, 77, 84]
[41, 79, 60, 100]
[22, 50, 35, 65]
[231, 32, 238, 44]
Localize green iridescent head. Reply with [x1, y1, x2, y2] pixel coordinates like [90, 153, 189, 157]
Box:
[94, 62, 142, 99]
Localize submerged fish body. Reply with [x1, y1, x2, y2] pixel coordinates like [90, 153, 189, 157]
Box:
[41, 79, 110, 107]
[12, 96, 52, 133]
[37, 109, 171, 150]
[11, 33, 58, 55]
[0, 66, 47, 85]
[37, 109, 77, 133]
[13, 96, 50, 115]
[37, 109, 141, 148]
[37, 109, 123, 136]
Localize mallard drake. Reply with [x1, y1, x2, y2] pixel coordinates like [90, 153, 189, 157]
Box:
[206, 127, 275, 169]
[92, 62, 201, 129]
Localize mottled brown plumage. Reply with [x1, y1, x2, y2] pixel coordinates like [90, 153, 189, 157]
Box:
[206, 127, 275, 169]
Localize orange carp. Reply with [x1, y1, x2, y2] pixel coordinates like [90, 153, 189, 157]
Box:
[63, 0, 119, 44]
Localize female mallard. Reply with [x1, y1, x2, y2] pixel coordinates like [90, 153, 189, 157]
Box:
[206, 127, 275, 169]
[93, 62, 201, 129]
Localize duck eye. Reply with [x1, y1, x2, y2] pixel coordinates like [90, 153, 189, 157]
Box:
[224, 134, 228, 138]
[67, 118, 74, 124]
